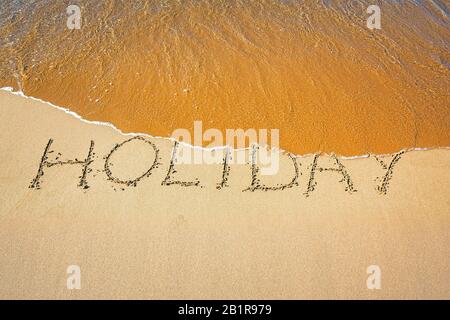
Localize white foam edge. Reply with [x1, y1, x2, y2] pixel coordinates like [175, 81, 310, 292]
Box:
[2, 86, 449, 160]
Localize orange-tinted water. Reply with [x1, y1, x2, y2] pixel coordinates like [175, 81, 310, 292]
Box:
[0, 0, 449, 155]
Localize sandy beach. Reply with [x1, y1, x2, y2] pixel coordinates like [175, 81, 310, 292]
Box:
[0, 90, 448, 299]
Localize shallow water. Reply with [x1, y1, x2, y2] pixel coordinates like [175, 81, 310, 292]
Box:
[0, 0, 449, 155]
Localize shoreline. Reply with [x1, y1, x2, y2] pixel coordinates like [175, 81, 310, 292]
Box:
[2, 87, 448, 160]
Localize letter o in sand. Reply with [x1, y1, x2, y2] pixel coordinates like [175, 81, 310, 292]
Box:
[104, 136, 159, 186]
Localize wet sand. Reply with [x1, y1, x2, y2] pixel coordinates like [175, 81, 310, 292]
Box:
[1, 0, 449, 155]
[0, 90, 449, 299]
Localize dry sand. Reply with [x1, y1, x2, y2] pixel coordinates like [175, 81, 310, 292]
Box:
[0, 90, 449, 299]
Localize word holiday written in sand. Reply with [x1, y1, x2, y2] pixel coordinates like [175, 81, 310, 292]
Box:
[29, 137, 405, 196]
